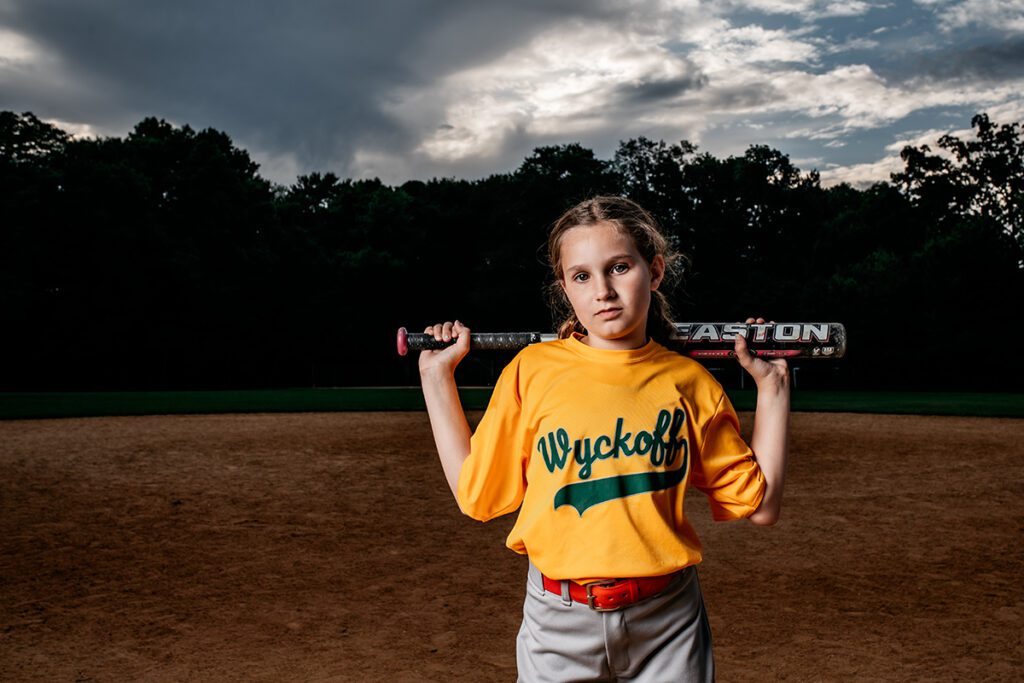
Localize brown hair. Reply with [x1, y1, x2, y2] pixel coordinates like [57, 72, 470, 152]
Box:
[544, 195, 689, 345]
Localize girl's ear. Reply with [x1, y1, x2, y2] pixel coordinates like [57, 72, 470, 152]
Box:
[650, 254, 666, 291]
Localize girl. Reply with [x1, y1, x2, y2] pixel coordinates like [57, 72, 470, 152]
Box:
[418, 196, 790, 682]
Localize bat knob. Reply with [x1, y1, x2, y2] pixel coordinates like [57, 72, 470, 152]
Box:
[396, 327, 409, 356]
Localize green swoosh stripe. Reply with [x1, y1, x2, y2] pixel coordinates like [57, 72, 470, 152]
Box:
[553, 466, 688, 516]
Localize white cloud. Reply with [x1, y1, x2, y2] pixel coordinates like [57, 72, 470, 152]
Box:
[41, 118, 101, 139]
[818, 155, 903, 187]
[728, 0, 816, 11]
[688, 23, 821, 69]
[882, 126, 966, 153]
[824, 36, 880, 53]
[982, 99, 1024, 121]
[816, 1, 876, 17]
[0, 27, 38, 63]
[917, 0, 1024, 32]
[771, 64, 892, 123]
[723, 0, 877, 18]
[791, 155, 824, 167]
[819, 108, 1024, 188]
[820, 128, 953, 190]
[818, 127, 951, 188]
[776, 71, 1024, 141]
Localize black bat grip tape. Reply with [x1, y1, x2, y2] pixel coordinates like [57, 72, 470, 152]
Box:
[406, 332, 541, 352]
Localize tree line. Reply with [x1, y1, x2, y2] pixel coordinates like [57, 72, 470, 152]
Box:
[1, 110, 1021, 391]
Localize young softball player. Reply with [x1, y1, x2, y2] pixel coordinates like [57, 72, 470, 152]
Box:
[419, 195, 790, 682]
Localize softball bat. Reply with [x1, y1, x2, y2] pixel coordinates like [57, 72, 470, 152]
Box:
[396, 322, 846, 359]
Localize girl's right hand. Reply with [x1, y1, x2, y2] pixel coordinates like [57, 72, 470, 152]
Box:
[418, 320, 471, 376]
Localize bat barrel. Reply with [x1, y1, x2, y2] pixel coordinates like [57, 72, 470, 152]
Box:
[672, 322, 846, 359]
[397, 323, 846, 359]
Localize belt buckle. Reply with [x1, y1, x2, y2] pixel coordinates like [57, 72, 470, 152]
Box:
[585, 579, 621, 612]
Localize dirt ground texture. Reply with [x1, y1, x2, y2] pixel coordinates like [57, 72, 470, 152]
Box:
[1, 410, 1022, 682]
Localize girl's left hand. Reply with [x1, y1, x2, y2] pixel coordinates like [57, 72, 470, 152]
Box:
[734, 317, 790, 388]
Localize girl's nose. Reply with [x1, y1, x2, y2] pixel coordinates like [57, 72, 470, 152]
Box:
[596, 274, 616, 299]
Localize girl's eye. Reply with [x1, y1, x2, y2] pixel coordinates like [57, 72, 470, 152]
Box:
[573, 264, 626, 282]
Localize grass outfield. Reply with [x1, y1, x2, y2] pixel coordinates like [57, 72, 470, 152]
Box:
[0, 388, 1022, 419]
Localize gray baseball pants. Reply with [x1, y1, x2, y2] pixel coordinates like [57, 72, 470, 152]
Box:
[516, 561, 714, 682]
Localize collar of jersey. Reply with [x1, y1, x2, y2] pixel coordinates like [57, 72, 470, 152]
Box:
[565, 331, 660, 364]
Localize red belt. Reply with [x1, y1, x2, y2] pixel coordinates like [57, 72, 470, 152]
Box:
[541, 570, 683, 612]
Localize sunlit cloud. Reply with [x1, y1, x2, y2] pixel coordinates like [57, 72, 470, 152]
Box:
[387, 19, 708, 163]
[383, 1, 1022, 185]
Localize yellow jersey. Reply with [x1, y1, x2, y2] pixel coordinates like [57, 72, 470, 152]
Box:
[457, 331, 766, 583]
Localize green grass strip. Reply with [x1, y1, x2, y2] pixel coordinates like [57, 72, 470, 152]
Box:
[732, 389, 1024, 417]
[0, 388, 1021, 420]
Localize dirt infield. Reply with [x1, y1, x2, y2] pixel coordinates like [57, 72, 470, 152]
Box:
[1, 411, 1022, 681]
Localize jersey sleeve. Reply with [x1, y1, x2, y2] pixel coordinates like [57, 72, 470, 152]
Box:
[690, 391, 766, 521]
[456, 353, 530, 522]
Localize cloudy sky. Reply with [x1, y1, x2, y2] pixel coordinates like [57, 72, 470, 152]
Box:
[1, 0, 1022, 188]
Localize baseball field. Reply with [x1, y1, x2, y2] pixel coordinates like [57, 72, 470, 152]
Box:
[2, 408, 1022, 681]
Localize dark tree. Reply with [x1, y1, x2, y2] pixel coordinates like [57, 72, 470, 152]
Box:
[0, 111, 69, 162]
[893, 112, 1024, 260]
[3, 110, 1022, 391]
[612, 136, 695, 240]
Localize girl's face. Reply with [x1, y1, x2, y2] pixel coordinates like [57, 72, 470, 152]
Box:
[559, 221, 665, 351]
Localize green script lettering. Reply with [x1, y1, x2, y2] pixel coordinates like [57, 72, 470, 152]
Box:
[539, 428, 570, 472]
[612, 417, 634, 457]
[538, 408, 688, 479]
